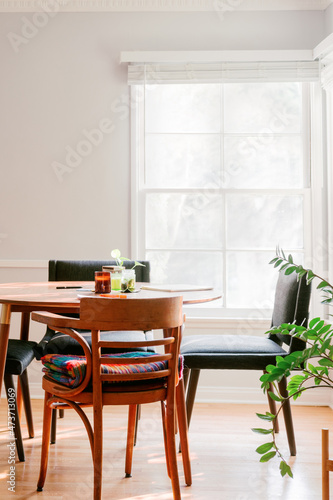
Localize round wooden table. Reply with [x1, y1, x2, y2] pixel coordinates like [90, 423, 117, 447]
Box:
[0, 281, 222, 400]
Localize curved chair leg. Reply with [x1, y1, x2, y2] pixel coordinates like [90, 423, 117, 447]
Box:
[176, 378, 192, 486]
[165, 397, 181, 500]
[4, 374, 25, 462]
[161, 401, 171, 478]
[185, 369, 201, 429]
[278, 376, 296, 456]
[37, 391, 53, 491]
[125, 404, 137, 477]
[20, 370, 34, 438]
[93, 401, 103, 500]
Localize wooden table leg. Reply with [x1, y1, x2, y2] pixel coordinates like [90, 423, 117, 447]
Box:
[17, 312, 31, 418]
[322, 428, 330, 500]
[0, 304, 12, 401]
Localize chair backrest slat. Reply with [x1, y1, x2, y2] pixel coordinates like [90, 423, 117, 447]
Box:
[98, 354, 172, 365]
[80, 297, 182, 331]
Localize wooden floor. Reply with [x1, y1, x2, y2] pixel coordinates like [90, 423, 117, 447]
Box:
[0, 400, 332, 500]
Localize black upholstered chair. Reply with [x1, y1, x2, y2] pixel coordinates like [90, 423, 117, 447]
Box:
[180, 271, 311, 456]
[5, 339, 37, 461]
[35, 260, 151, 442]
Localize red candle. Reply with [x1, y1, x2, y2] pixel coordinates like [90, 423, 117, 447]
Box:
[95, 271, 111, 294]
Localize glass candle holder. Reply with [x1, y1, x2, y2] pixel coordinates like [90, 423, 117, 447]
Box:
[121, 269, 136, 292]
[110, 268, 123, 291]
[95, 271, 111, 294]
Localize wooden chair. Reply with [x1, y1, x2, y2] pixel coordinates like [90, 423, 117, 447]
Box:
[322, 428, 333, 500]
[5, 339, 36, 461]
[32, 296, 191, 500]
[34, 259, 151, 444]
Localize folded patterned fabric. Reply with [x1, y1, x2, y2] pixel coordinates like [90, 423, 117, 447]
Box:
[41, 351, 184, 388]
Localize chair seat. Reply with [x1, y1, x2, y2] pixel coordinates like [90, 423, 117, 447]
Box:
[41, 352, 184, 388]
[5, 339, 38, 376]
[181, 335, 287, 370]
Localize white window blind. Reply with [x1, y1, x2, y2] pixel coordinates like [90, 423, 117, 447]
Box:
[127, 61, 320, 85]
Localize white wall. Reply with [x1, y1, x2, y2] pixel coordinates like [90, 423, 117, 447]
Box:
[0, 9, 330, 403]
[0, 11, 325, 262]
[325, 3, 333, 35]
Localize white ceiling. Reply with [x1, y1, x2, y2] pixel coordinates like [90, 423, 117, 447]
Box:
[0, 0, 332, 13]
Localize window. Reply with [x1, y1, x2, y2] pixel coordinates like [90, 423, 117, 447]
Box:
[131, 80, 312, 316]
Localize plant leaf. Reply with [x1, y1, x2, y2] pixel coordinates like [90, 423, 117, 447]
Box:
[252, 428, 274, 435]
[280, 461, 293, 478]
[317, 280, 331, 289]
[260, 451, 276, 463]
[256, 412, 276, 422]
[111, 249, 121, 259]
[285, 266, 297, 275]
[318, 358, 333, 367]
[268, 391, 282, 402]
[256, 442, 274, 454]
[309, 317, 321, 329]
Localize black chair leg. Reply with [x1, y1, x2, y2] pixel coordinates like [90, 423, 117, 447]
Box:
[19, 370, 34, 438]
[183, 366, 190, 392]
[264, 372, 279, 434]
[133, 404, 141, 446]
[278, 376, 296, 456]
[185, 369, 201, 429]
[51, 408, 57, 444]
[179, 368, 200, 453]
[4, 374, 25, 462]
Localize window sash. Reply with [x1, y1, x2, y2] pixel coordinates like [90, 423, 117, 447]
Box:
[130, 82, 315, 318]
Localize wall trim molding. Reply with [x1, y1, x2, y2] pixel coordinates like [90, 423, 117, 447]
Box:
[196, 385, 333, 407]
[0, 0, 331, 13]
[0, 259, 48, 268]
[121, 50, 315, 64]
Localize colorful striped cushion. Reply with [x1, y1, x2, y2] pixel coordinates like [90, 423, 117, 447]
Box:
[41, 352, 184, 388]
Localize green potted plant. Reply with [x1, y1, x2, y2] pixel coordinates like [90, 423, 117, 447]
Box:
[106, 249, 145, 292]
[253, 249, 333, 478]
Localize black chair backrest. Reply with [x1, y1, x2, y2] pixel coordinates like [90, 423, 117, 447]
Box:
[269, 271, 311, 352]
[34, 260, 151, 359]
[48, 260, 150, 283]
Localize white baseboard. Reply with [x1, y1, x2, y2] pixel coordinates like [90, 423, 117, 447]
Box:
[196, 385, 333, 407]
